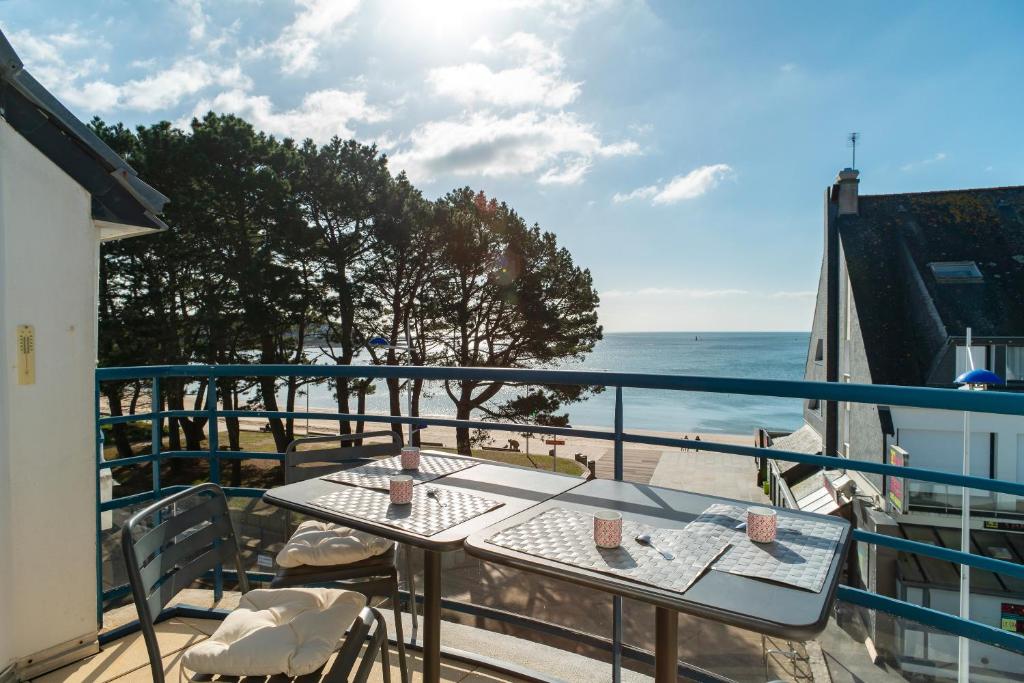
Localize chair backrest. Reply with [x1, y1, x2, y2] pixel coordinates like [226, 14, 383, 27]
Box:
[284, 430, 403, 484]
[121, 483, 248, 682]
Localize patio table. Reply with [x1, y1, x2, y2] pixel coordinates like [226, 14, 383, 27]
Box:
[263, 451, 585, 682]
[464, 478, 851, 683]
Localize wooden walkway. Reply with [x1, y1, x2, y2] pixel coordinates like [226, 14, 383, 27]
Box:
[592, 447, 663, 484]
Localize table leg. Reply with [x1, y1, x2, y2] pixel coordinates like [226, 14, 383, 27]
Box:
[654, 606, 678, 682]
[422, 549, 442, 683]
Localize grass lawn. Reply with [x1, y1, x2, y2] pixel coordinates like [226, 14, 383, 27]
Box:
[105, 429, 584, 495]
[436, 447, 584, 476]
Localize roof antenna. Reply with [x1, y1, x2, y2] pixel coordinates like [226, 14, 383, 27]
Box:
[847, 132, 859, 170]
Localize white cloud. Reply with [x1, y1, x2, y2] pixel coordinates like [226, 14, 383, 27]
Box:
[613, 164, 734, 205]
[180, 88, 387, 141]
[262, 0, 361, 75]
[428, 62, 580, 108]
[121, 59, 251, 111]
[428, 33, 579, 108]
[3, 27, 118, 111]
[176, 0, 209, 41]
[4, 25, 252, 113]
[900, 152, 947, 172]
[389, 111, 637, 185]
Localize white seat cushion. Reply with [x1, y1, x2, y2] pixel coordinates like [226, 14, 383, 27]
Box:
[276, 520, 393, 568]
[182, 587, 366, 677]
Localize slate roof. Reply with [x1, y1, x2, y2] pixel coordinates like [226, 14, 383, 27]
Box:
[0, 28, 167, 232]
[768, 423, 823, 455]
[838, 186, 1024, 385]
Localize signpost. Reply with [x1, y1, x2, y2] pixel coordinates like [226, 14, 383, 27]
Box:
[887, 445, 908, 515]
[545, 439, 565, 472]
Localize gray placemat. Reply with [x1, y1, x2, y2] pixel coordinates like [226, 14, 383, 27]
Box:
[307, 485, 503, 537]
[321, 454, 477, 490]
[487, 507, 730, 594]
[686, 503, 843, 592]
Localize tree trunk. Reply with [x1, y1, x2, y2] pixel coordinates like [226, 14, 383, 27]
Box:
[222, 381, 242, 487]
[182, 382, 208, 451]
[386, 376, 402, 437]
[260, 335, 289, 452]
[355, 383, 368, 446]
[285, 375, 298, 444]
[334, 374, 351, 440]
[104, 385, 135, 459]
[455, 389, 473, 455]
[411, 379, 424, 447]
[128, 381, 142, 414]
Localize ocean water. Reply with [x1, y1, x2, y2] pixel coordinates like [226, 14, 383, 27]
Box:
[296, 332, 810, 435]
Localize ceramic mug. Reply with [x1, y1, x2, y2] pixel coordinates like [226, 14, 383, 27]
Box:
[594, 510, 623, 549]
[389, 475, 413, 505]
[747, 506, 777, 543]
[400, 446, 421, 470]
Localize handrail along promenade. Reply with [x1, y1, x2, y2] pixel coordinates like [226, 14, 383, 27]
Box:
[95, 363, 1024, 671]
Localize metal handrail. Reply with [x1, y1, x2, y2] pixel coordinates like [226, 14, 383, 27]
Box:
[95, 364, 1024, 667]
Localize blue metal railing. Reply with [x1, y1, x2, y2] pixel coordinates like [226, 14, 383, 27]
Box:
[95, 364, 1024, 668]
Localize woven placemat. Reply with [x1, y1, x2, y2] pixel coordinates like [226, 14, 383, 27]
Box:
[685, 503, 843, 592]
[321, 454, 477, 490]
[307, 485, 503, 537]
[487, 507, 729, 594]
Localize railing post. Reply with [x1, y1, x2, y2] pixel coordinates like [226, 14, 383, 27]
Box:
[614, 386, 624, 481]
[958, 408, 971, 683]
[94, 374, 104, 628]
[151, 376, 161, 498]
[207, 370, 222, 600]
[612, 386, 623, 683]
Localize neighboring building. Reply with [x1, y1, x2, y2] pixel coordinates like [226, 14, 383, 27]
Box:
[766, 169, 1024, 678]
[0, 29, 166, 678]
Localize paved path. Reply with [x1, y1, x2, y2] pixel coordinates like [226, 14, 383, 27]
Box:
[650, 447, 769, 503]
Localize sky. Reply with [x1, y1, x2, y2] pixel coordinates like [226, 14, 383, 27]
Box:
[2, 1, 1023, 332]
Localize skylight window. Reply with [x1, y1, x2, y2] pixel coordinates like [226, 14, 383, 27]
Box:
[928, 261, 983, 283]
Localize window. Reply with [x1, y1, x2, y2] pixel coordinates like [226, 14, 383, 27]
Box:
[955, 345, 987, 378]
[813, 338, 824, 363]
[1007, 346, 1024, 381]
[928, 261, 983, 283]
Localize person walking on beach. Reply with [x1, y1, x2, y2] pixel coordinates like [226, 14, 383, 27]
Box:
[682, 435, 689, 452]
[694, 435, 701, 452]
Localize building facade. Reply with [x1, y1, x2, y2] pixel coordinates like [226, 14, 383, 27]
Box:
[768, 170, 1024, 678]
[0, 29, 166, 679]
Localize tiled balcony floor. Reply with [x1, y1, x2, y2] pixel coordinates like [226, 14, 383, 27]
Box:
[34, 615, 526, 682]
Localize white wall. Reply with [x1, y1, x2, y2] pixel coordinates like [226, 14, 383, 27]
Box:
[891, 406, 1024, 516]
[0, 118, 99, 667]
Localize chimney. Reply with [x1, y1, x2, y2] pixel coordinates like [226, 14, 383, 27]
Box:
[835, 168, 859, 215]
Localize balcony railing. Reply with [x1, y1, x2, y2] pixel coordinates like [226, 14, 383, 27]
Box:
[95, 364, 1024, 681]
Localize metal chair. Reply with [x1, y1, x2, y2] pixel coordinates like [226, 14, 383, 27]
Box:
[121, 483, 390, 683]
[274, 430, 413, 683]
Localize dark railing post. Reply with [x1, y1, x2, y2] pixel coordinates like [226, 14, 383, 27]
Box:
[207, 370, 222, 599]
[612, 386, 623, 683]
[151, 376, 161, 498]
[94, 375, 104, 628]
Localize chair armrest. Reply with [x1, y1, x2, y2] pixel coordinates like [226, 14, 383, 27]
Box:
[331, 606, 378, 681]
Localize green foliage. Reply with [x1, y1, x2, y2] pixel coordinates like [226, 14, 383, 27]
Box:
[93, 114, 602, 455]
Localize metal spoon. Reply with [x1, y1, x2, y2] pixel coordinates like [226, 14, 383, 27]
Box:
[635, 532, 674, 560]
[425, 487, 447, 507]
